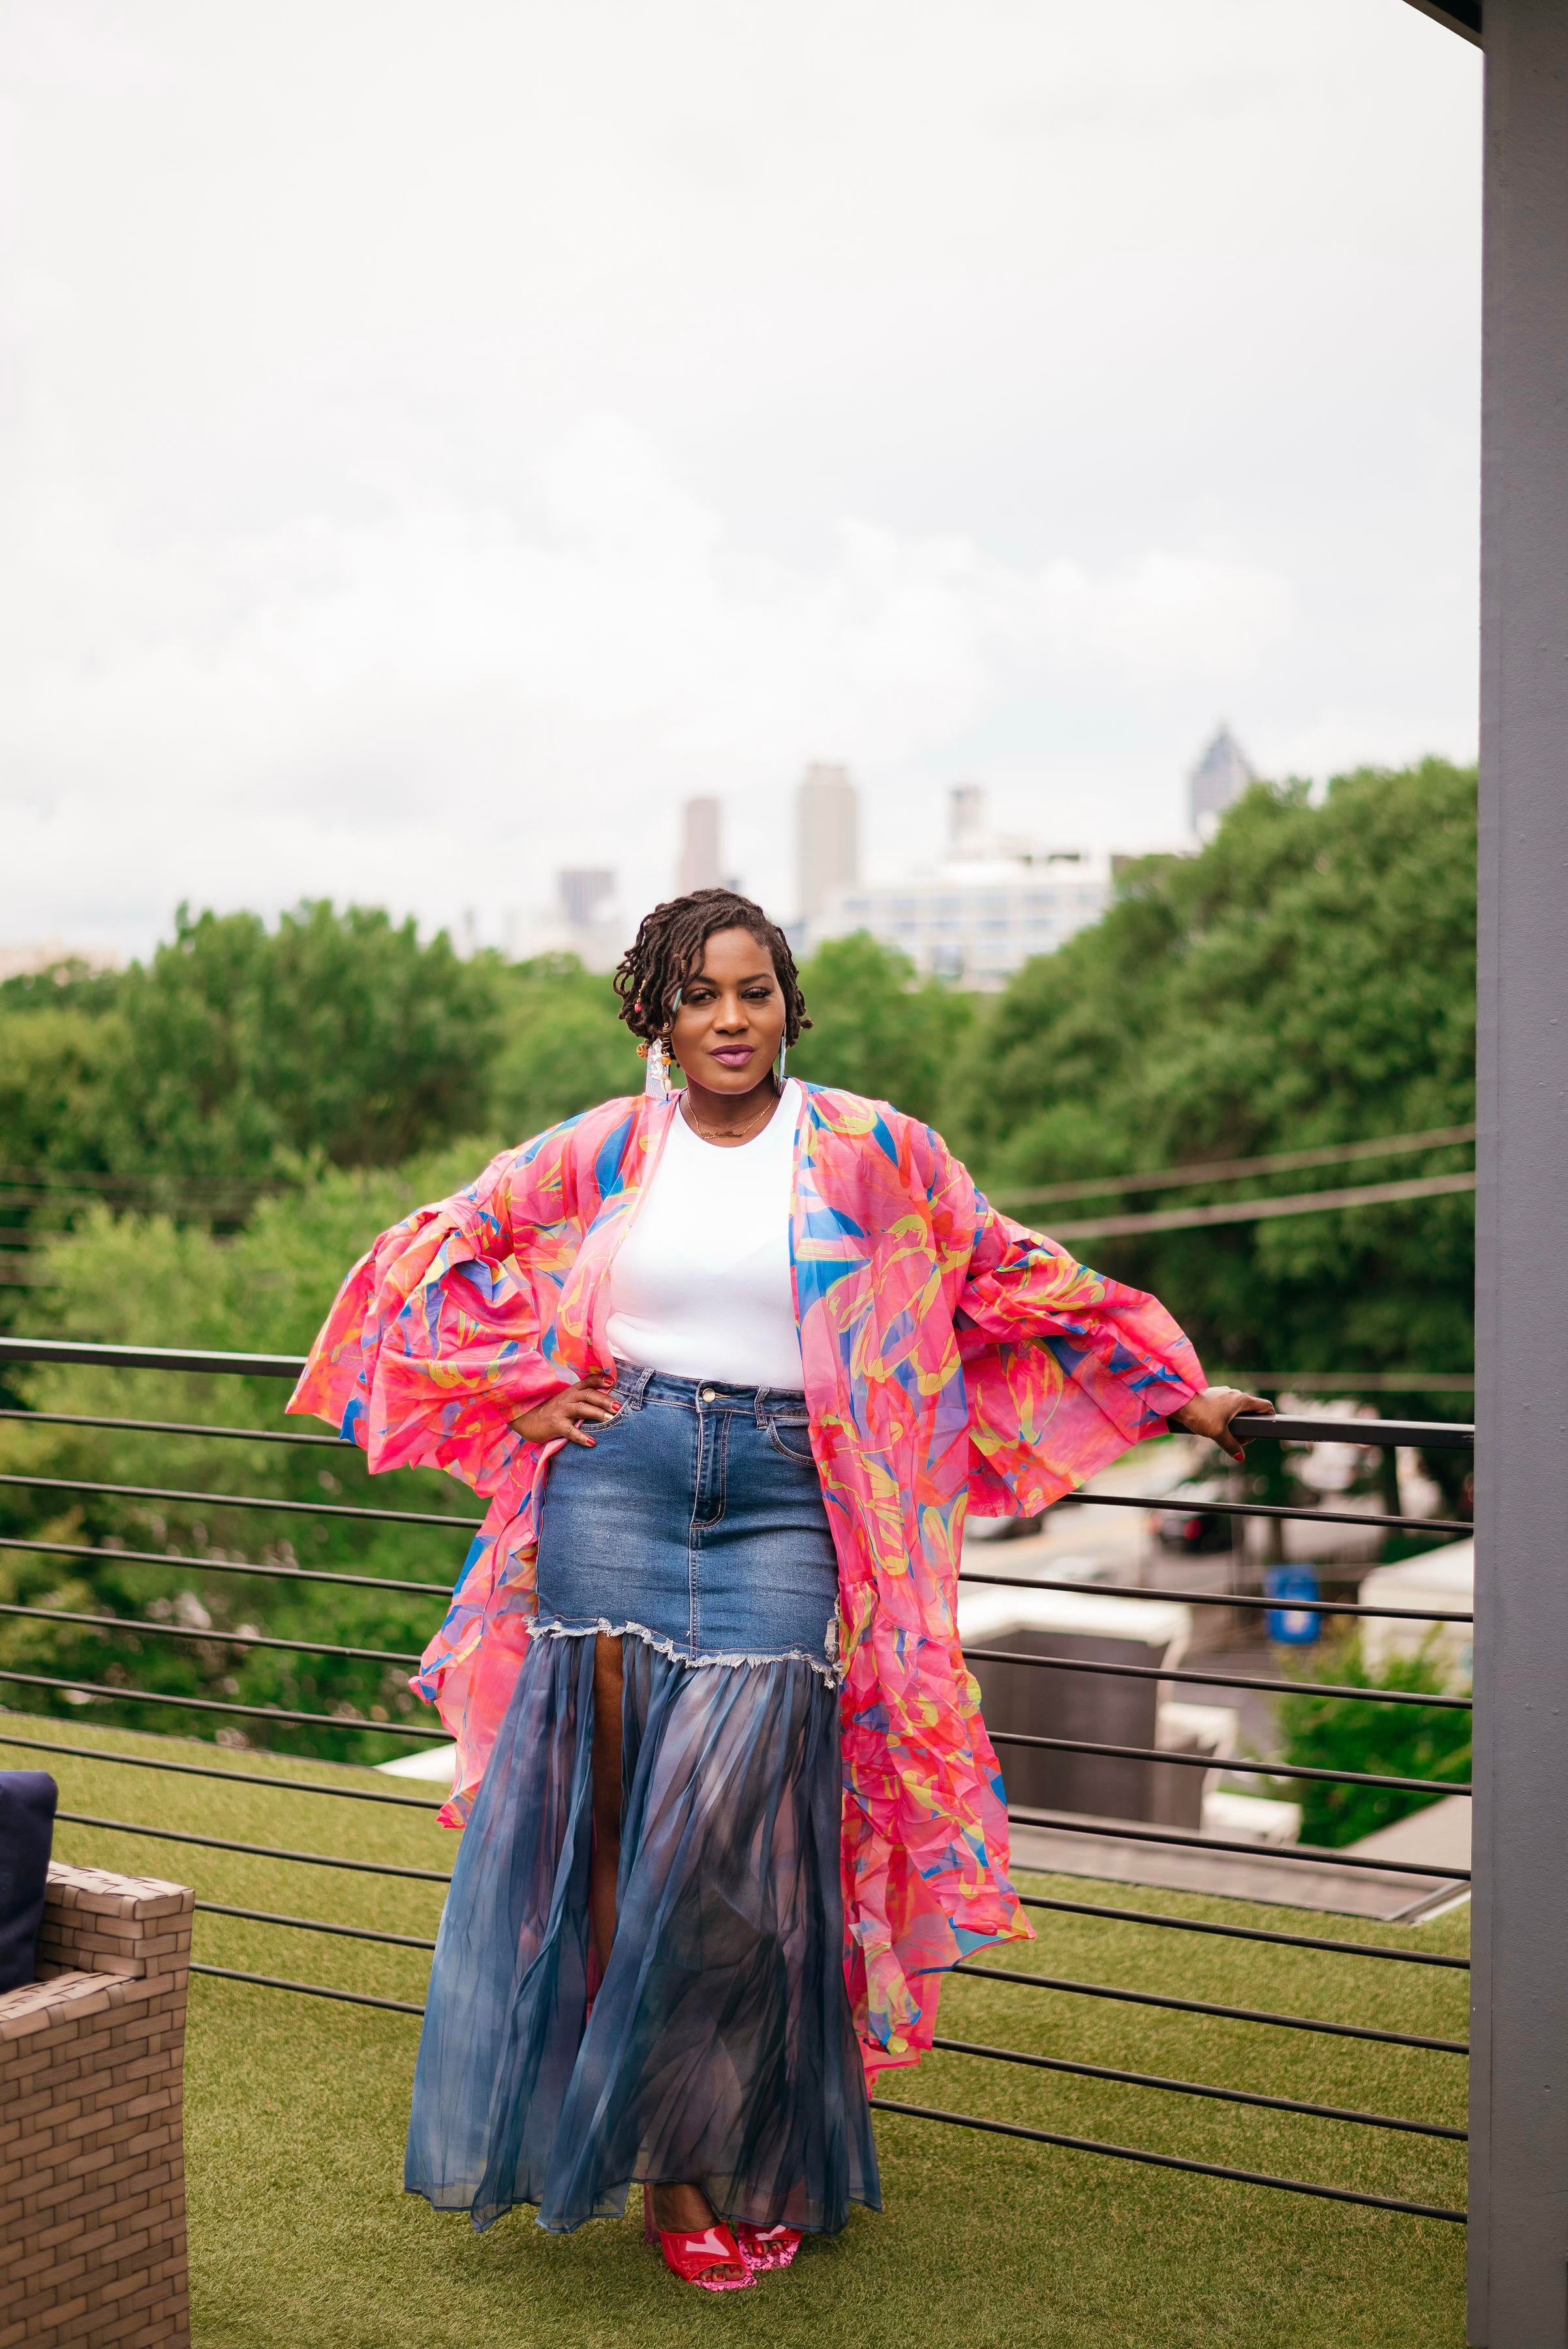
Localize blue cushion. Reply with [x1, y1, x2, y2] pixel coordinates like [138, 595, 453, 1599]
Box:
[0, 1772, 58, 1994]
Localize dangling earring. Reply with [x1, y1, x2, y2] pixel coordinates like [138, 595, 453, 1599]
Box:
[641, 1036, 671, 1100]
[775, 1037, 788, 1090]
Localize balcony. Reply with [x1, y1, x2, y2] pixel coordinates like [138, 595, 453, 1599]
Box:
[0, 1338, 1470, 2347]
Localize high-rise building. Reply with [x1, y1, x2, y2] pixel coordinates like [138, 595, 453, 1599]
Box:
[795, 763, 860, 927]
[947, 782, 986, 857]
[1188, 725, 1256, 837]
[558, 868, 616, 931]
[677, 797, 723, 895]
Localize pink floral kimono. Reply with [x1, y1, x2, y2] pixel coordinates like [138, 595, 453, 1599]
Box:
[290, 1084, 1204, 2075]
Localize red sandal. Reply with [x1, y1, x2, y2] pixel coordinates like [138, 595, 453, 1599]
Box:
[735, 2222, 803, 2271]
[642, 2184, 754, 2291]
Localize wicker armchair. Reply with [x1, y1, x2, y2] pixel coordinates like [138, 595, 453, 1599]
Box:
[0, 1861, 193, 2348]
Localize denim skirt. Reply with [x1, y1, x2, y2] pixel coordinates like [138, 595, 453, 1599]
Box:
[403, 1366, 881, 2237]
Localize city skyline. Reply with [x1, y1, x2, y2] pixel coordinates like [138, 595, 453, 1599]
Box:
[1, 1, 1480, 962]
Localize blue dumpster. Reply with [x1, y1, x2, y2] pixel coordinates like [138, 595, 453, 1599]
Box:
[1266, 1564, 1321, 1646]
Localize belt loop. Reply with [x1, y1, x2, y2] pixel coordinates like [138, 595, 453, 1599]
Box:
[754, 1386, 771, 1427]
[619, 1363, 654, 1407]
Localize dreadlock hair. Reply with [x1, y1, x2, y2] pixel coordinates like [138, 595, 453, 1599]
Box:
[613, 889, 811, 1049]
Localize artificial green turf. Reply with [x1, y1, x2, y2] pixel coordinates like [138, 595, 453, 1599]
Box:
[4, 1708, 1468, 2348]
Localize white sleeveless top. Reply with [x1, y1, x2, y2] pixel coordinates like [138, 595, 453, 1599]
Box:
[605, 1081, 804, 1392]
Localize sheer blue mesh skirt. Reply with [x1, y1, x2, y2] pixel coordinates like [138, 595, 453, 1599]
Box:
[403, 1367, 882, 2237]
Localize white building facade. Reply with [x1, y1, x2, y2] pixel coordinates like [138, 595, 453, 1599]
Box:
[809, 786, 1111, 988]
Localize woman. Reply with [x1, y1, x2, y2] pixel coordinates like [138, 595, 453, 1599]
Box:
[290, 887, 1267, 2291]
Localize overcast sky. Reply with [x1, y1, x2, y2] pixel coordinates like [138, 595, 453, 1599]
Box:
[1, 0, 1480, 961]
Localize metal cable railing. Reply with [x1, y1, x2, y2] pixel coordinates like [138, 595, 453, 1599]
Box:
[1005, 1807, 1469, 1882]
[53, 1810, 452, 1881]
[925, 2037, 1466, 2139]
[962, 1642, 1472, 1711]
[951, 1961, 1468, 2052]
[1013, 1890, 1468, 1970]
[0, 1727, 444, 1809]
[988, 1727, 1467, 1797]
[0, 1668, 452, 1738]
[0, 1571, 1469, 1709]
[0, 1336, 1470, 2222]
[867, 2102, 1466, 2224]
[0, 1606, 1468, 1796]
[961, 1567, 1471, 1620]
[0, 1534, 452, 1597]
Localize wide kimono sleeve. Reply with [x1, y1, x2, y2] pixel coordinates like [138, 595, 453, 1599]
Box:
[284, 1123, 589, 1503]
[949, 1167, 1207, 1516]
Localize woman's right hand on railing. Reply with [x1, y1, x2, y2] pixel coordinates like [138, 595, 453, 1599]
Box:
[510, 1372, 622, 1449]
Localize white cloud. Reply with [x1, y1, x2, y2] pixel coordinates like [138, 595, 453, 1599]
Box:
[3, 414, 1300, 943]
[0, 0, 1481, 957]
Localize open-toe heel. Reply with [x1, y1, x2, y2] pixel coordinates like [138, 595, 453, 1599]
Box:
[735, 2222, 803, 2271]
[641, 2183, 754, 2290]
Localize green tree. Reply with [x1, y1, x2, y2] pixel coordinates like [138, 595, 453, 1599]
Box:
[489, 955, 641, 1139]
[791, 932, 975, 1126]
[0, 1007, 125, 1177]
[97, 902, 506, 1184]
[944, 761, 1476, 1396]
[1273, 1636, 1471, 1847]
[0, 1141, 500, 1762]
[0, 959, 125, 1017]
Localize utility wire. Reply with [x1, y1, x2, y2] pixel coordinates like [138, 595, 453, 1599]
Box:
[995, 1124, 1476, 1208]
[1046, 1170, 1475, 1244]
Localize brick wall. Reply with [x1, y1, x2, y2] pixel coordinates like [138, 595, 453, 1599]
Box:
[0, 1861, 193, 2348]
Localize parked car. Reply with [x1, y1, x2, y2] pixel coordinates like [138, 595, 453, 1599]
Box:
[1147, 1476, 1237, 1556]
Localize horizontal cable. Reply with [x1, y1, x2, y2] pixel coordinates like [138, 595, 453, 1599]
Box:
[1005, 1805, 1469, 1882]
[1013, 1890, 1468, 1970]
[962, 1642, 1471, 1711]
[174, 1958, 1468, 2217]
[196, 1901, 438, 1951]
[962, 1565, 1472, 1622]
[0, 1338, 1477, 1451]
[0, 1730, 1474, 1931]
[0, 1666, 449, 1737]
[1047, 1169, 1476, 1244]
[869, 2099, 1466, 2223]
[0, 1601, 420, 1668]
[1, 1466, 1470, 1543]
[988, 1726, 1469, 1798]
[54, 1808, 452, 1883]
[0, 1407, 350, 1448]
[953, 1961, 1468, 2053]
[0, 1748, 1465, 1967]
[0, 1164, 273, 1198]
[0, 1470, 479, 1532]
[0, 1727, 446, 1809]
[0, 1534, 450, 1598]
[19, 1603, 1471, 1760]
[929, 2036, 1466, 2140]
[189, 1963, 426, 2015]
[1059, 1488, 1469, 1531]
[993, 1124, 1478, 1208]
[0, 1336, 305, 1377]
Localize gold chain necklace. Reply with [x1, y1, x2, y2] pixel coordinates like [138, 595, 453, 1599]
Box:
[681, 1087, 778, 1144]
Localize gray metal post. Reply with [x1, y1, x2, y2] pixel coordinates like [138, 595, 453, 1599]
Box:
[1471, 3, 1568, 2341]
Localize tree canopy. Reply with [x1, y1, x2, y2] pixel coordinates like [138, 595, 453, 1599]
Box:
[0, 756, 1476, 1756]
[945, 759, 1476, 1390]
[0, 759, 1476, 1391]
